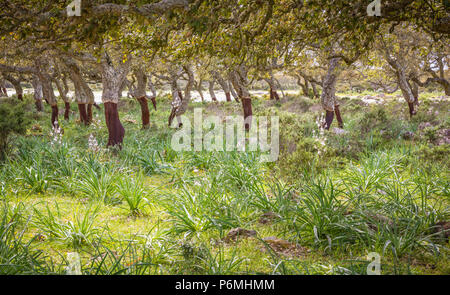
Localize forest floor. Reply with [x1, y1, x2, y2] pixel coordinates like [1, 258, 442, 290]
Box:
[1, 91, 449, 275]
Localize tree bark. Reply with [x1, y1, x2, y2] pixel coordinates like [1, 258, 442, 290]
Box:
[321, 58, 342, 130]
[265, 76, 280, 101]
[62, 56, 95, 124]
[194, 79, 205, 102]
[78, 103, 88, 125]
[104, 102, 125, 147]
[383, 48, 418, 117]
[3, 74, 22, 100]
[212, 71, 231, 101]
[242, 97, 253, 132]
[334, 104, 343, 128]
[100, 51, 131, 148]
[35, 100, 43, 112]
[230, 66, 252, 131]
[31, 76, 43, 112]
[51, 105, 59, 128]
[311, 82, 319, 99]
[87, 104, 93, 123]
[208, 80, 217, 102]
[148, 78, 157, 110]
[138, 97, 150, 129]
[64, 102, 70, 120]
[228, 79, 239, 102]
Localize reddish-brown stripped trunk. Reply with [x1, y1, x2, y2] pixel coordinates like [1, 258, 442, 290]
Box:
[150, 97, 157, 111]
[273, 90, 280, 101]
[104, 102, 125, 147]
[334, 105, 343, 128]
[241, 98, 253, 132]
[64, 102, 70, 120]
[78, 103, 88, 125]
[137, 97, 150, 129]
[87, 104, 93, 124]
[324, 111, 334, 130]
[35, 100, 43, 112]
[225, 92, 231, 102]
[51, 105, 59, 128]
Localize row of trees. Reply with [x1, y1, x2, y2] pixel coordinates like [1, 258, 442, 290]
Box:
[0, 0, 448, 147]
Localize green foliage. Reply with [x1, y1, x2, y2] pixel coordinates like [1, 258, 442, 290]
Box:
[32, 203, 100, 248]
[116, 172, 148, 216]
[0, 203, 55, 274]
[0, 99, 31, 160]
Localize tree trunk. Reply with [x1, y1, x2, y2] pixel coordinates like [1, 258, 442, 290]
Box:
[312, 82, 319, 99]
[51, 105, 59, 128]
[130, 68, 151, 129]
[31, 76, 44, 112]
[87, 104, 93, 123]
[384, 49, 418, 118]
[334, 104, 343, 128]
[228, 80, 239, 102]
[0, 80, 7, 97]
[225, 92, 231, 102]
[230, 66, 252, 131]
[321, 58, 342, 130]
[64, 102, 70, 120]
[242, 97, 253, 131]
[63, 57, 95, 124]
[148, 78, 158, 110]
[209, 80, 217, 102]
[53, 76, 70, 120]
[137, 97, 150, 129]
[3, 74, 22, 100]
[169, 65, 194, 128]
[212, 71, 231, 102]
[273, 90, 280, 100]
[297, 77, 310, 97]
[35, 100, 43, 112]
[104, 102, 125, 147]
[100, 51, 131, 148]
[78, 103, 88, 125]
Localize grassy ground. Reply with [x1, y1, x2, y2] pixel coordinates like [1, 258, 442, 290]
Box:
[1, 91, 449, 275]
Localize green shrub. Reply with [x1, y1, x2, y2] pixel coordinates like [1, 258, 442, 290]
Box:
[0, 99, 31, 160]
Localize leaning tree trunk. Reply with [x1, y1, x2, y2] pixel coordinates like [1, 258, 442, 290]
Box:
[195, 79, 205, 103]
[212, 71, 231, 102]
[230, 66, 252, 131]
[35, 59, 59, 127]
[168, 65, 194, 128]
[3, 74, 23, 100]
[53, 76, 71, 120]
[63, 57, 95, 125]
[129, 68, 151, 129]
[311, 82, 319, 99]
[297, 76, 310, 97]
[383, 49, 418, 118]
[0, 79, 7, 97]
[31, 76, 43, 112]
[208, 80, 217, 102]
[228, 80, 240, 102]
[265, 76, 280, 101]
[321, 58, 343, 130]
[148, 77, 157, 111]
[101, 53, 131, 148]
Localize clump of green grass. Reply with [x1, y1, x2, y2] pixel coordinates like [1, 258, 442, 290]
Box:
[0, 203, 56, 274]
[116, 172, 149, 216]
[32, 203, 100, 248]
